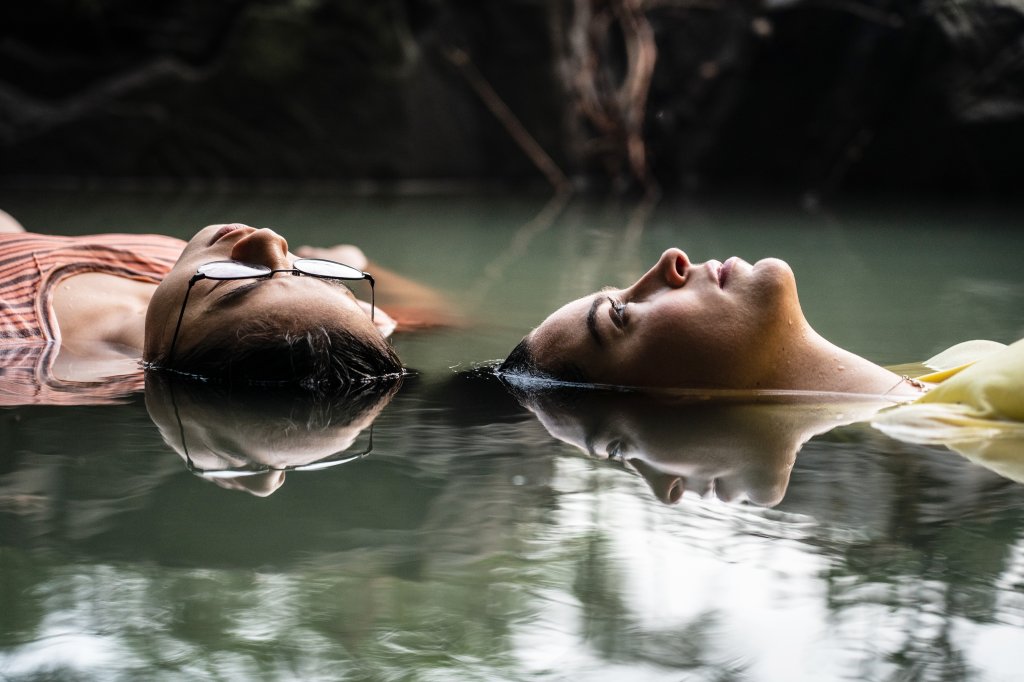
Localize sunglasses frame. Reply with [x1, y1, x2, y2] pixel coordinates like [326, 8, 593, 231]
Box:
[165, 258, 375, 366]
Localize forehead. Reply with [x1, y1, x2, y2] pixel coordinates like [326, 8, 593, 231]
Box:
[530, 293, 602, 364]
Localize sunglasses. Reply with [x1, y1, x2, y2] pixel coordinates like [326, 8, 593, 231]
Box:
[183, 427, 375, 478]
[166, 258, 375, 365]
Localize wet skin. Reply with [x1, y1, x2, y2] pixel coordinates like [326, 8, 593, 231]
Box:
[527, 248, 810, 389]
[144, 223, 384, 363]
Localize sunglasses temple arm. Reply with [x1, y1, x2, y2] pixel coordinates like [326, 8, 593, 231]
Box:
[167, 377, 196, 470]
[364, 273, 375, 322]
[166, 276, 203, 364]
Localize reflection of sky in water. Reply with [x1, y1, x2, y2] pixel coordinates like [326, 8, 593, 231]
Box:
[1, 191, 1023, 680]
[519, 460, 828, 680]
[3, 633, 125, 678]
[1, 455, 1023, 680]
[513, 458, 1024, 681]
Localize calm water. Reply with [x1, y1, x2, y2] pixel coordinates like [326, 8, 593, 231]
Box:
[1, 189, 1023, 681]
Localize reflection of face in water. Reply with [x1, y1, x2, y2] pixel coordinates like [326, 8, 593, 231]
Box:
[145, 373, 400, 497]
[512, 386, 884, 506]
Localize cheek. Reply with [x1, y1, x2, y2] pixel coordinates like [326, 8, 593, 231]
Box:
[619, 308, 763, 385]
[646, 300, 753, 351]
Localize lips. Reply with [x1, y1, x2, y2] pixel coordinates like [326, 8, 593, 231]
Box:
[720, 257, 738, 288]
[705, 259, 724, 287]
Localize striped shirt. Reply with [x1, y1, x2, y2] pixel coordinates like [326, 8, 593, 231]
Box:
[0, 232, 185, 405]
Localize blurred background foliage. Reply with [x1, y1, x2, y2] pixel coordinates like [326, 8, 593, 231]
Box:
[1, 0, 1022, 199]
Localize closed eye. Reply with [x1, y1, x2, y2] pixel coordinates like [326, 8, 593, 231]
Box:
[587, 289, 625, 347]
[608, 296, 628, 329]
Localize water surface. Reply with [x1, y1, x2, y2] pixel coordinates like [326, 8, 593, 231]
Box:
[1, 189, 1023, 681]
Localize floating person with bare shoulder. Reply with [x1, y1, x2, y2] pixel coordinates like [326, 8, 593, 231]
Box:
[501, 246, 1024, 476]
[501, 247, 928, 396]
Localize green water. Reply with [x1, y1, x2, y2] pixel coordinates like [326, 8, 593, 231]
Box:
[1, 189, 1023, 681]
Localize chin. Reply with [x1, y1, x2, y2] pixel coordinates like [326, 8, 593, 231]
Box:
[752, 257, 798, 299]
[754, 257, 793, 277]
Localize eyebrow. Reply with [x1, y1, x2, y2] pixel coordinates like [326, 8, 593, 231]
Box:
[586, 295, 605, 347]
[214, 280, 263, 307]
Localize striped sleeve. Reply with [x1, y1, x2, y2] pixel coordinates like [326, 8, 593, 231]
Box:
[0, 232, 184, 345]
[0, 232, 184, 405]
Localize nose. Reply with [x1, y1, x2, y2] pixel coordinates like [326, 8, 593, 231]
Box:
[630, 248, 689, 296]
[629, 458, 686, 505]
[663, 477, 684, 504]
[230, 228, 291, 269]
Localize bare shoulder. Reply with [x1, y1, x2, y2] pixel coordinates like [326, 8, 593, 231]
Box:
[52, 272, 156, 356]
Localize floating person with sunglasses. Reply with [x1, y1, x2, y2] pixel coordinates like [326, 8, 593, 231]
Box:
[0, 212, 445, 401]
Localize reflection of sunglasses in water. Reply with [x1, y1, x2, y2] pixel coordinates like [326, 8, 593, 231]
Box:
[168, 377, 375, 479]
[167, 258, 376, 363]
[183, 428, 374, 479]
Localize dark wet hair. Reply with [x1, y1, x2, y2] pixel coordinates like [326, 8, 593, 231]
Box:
[153, 321, 402, 393]
[147, 368, 402, 433]
[499, 336, 588, 384]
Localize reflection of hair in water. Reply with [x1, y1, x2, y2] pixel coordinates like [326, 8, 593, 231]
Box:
[500, 375, 584, 411]
[145, 371, 401, 496]
[424, 365, 532, 426]
[155, 320, 402, 392]
[175, 377, 399, 437]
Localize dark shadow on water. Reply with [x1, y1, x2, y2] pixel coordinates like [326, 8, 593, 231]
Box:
[144, 372, 402, 497]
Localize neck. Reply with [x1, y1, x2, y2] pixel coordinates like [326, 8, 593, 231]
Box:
[765, 324, 923, 397]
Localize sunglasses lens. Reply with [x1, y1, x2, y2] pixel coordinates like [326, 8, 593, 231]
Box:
[198, 261, 271, 279]
[295, 259, 364, 279]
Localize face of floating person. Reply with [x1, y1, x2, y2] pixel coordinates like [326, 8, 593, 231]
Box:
[144, 224, 383, 363]
[525, 248, 809, 389]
